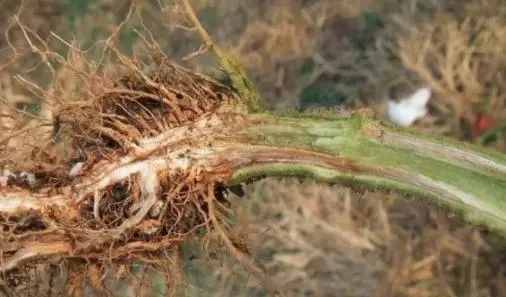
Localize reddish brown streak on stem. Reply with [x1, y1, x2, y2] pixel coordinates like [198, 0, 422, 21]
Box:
[203, 144, 376, 182]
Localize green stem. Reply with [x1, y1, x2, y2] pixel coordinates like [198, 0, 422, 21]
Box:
[230, 111, 506, 236]
[179, 0, 505, 236]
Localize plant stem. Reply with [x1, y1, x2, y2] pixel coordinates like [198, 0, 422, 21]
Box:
[175, 1, 505, 234]
[1, 111, 506, 271]
[233, 111, 506, 236]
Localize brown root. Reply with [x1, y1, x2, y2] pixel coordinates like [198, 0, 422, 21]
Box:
[0, 9, 252, 283]
[0, 29, 369, 286]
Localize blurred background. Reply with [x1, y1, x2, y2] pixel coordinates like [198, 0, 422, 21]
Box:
[1, 0, 506, 296]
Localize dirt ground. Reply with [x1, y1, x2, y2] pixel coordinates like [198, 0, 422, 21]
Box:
[1, 0, 506, 296]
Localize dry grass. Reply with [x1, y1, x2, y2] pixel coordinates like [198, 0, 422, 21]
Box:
[0, 0, 506, 296]
[6, 0, 506, 137]
[220, 179, 506, 297]
[398, 0, 506, 139]
[197, 0, 506, 143]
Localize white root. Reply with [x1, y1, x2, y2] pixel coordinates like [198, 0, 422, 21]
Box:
[93, 189, 102, 221]
[19, 172, 37, 187]
[69, 162, 85, 177]
[0, 192, 66, 213]
[0, 169, 15, 187]
[71, 115, 231, 231]
[0, 115, 235, 232]
[115, 164, 159, 233]
[0, 242, 72, 273]
[149, 200, 164, 217]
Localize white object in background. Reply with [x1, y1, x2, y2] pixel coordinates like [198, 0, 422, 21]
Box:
[387, 87, 432, 127]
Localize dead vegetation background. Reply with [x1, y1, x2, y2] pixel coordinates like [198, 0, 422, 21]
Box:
[2, 0, 506, 296]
